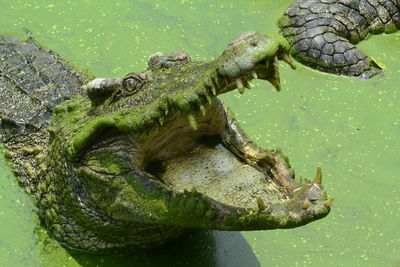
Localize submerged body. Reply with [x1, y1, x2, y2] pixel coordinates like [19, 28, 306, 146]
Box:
[0, 32, 331, 251]
[279, 0, 400, 78]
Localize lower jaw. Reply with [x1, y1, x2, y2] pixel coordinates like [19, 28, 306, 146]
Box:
[146, 135, 288, 210]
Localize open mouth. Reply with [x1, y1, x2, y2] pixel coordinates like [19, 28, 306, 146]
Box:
[80, 31, 332, 231]
[136, 53, 331, 229]
[143, 98, 291, 211]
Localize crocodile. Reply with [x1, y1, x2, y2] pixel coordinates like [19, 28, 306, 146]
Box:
[279, 0, 400, 78]
[0, 32, 332, 252]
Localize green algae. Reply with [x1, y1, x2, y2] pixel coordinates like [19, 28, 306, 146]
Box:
[85, 152, 132, 175]
[0, 0, 399, 266]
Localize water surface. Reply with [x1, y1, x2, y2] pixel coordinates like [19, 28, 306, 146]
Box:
[0, 0, 399, 266]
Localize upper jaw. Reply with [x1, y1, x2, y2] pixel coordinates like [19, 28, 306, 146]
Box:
[216, 31, 296, 94]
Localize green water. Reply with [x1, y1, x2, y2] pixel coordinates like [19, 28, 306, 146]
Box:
[0, 0, 399, 266]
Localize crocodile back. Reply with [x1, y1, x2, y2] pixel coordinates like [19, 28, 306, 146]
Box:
[0, 36, 90, 141]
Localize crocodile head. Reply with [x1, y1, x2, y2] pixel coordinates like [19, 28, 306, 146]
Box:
[46, 31, 332, 251]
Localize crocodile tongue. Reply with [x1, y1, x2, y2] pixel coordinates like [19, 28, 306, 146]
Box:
[150, 138, 288, 210]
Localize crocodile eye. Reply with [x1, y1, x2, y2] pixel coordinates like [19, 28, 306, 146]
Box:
[121, 72, 147, 96]
[123, 76, 142, 93]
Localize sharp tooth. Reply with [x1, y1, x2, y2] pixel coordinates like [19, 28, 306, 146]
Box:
[158, 117, 164, 126]
[301, 198, 312, 209]
[323, 198, 334, 208]
[206, 95, 212, 104]
[266, 60, 281, 91]
[236, 78, 245, 94]
[210, 86, 217, 96]
[313, 167, 322, 185]
[251, 70, 258, 79]
[282, 54, 296, 70]
[266, 76, 281, 92]
[199, 104, 206, 116]
[187, 114, 198, 130]
[256, 196, 268, 210]
[236, 78, 244, 88]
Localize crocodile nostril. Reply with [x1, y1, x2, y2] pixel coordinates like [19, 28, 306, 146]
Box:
[306, 184, 322, 199]
[250, 41, 258, 47]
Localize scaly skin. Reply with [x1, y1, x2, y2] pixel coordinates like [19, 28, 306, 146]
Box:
[0, 32, 332, 252]
[279, 0, 400, 78]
